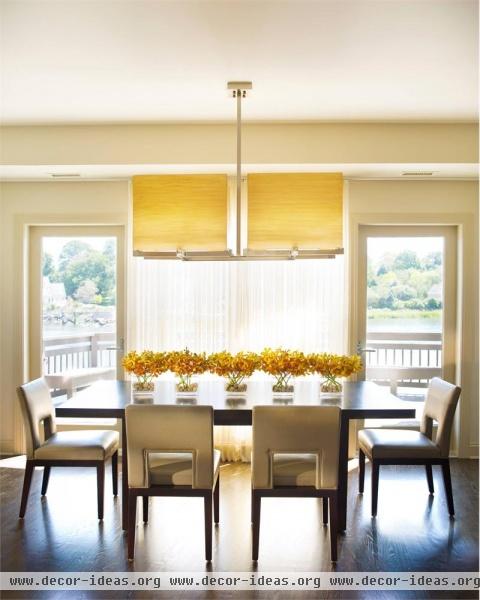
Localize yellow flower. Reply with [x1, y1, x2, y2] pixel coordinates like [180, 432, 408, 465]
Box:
[168, 348, 208, 376]
[208, 351, 260, 386]
[122, 350, 169, 384]
[307, 353, 362, 379]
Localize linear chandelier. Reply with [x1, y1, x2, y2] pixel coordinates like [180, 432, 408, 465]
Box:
[135, 81, 344, 261]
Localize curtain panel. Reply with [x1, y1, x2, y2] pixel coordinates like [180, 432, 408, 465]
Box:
[129, 258, 345, 460]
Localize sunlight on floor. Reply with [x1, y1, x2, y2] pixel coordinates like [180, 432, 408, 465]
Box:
[0, 455, 26, 469]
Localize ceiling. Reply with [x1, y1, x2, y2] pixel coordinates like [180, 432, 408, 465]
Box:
[1, 0, 478, 125]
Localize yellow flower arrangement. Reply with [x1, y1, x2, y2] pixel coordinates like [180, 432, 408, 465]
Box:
[308, 353, 362, 393]
[259, 348, 309, 392]
[122, 350, 169, 392]
[168, 348, 208, 392]
[208, 351, 260, 392]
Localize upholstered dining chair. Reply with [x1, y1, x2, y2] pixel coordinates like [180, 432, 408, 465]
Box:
[358, 377, 461, 517]
[17, 378, 119, 520]
[125, 404, 220, 561]
[252, 405, 341, 562]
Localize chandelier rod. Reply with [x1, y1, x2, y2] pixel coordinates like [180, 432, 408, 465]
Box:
[236, 88, 242, 256]
[228, 81, 252, 256]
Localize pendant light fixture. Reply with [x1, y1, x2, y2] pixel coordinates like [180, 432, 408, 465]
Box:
[132, 81, 343, 260]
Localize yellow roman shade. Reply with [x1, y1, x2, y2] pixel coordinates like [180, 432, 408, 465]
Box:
[132, 174, 228, 254]
[247, 173, 343, 251]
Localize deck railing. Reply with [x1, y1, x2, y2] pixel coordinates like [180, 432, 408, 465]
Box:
[365, 331, 442, 394]
[43, 332, 116, 374]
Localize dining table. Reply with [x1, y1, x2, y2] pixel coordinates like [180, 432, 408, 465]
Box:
[55, 379, 417, 532]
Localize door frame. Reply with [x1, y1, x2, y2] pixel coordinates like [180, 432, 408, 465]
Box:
[348, 210, 478, 458]
[28, 225, 126, 380]
[356, 224, 457, 385]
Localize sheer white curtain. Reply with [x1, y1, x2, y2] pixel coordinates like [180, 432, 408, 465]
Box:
[129, 257, 345, 460]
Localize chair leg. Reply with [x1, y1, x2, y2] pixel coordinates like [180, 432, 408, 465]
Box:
[371, 461, 380, 517]
[425, 464, 434, 495]
[322, 496, 328, 524]
[142, 496, 149, 523]
[441, 460, 455, 516]
[41, 466, 51, 496]
[111, 451, 118, 496]
[359, 449, 365, 493]
[329, 495, 338, 562]
[127, 491, 137, 561]
[204, 492, 213, 562]
[213, 477, 220, 524]
[19, 460, 35, 518]
[96, 462, 105, 520]
[252, 490, 261, 561]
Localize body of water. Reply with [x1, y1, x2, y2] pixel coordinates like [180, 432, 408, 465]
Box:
[367, 318, 441, 333]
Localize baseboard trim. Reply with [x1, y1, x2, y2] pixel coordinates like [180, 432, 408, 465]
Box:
[468, 444, 479, 459]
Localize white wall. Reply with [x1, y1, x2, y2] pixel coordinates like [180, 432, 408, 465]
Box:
[0, 123, 478, 457]
[1, 123, 477, 165]
[0, 181, 129, 453]
[347, 180, 479, 457]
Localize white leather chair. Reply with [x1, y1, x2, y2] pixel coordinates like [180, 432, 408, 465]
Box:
[125, 404, 220, 561]
[17, 378, 119, 520]
[358, 377, 461, 516]
[252, 405, 341, 562]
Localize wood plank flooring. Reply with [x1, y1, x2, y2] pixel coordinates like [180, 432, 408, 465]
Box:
[0, 457, 478, 599]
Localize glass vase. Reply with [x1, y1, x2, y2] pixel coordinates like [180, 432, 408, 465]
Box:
[272, 377, 294, 398]
[320, 378, 343, 395]
[225, 380, 247, 398]
[132, 380, 155, 402]
[176, 377, 198, 397]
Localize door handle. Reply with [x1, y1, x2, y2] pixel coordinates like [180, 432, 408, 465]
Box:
[356, 342, 376, 355]
[107, 338, 125, 352]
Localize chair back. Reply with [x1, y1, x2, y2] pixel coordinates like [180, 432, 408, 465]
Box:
[252, 405, 341, 490]
[17, 378, 57, 458]
[125, 404, 214, 489]
[421, 377, 461, 457]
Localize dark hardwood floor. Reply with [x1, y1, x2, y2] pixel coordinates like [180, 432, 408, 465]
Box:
[0, 456, 478, 599]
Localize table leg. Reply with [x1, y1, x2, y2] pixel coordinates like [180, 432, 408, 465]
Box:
[337, 414, 350, 531]
[121, 416, 129, 530]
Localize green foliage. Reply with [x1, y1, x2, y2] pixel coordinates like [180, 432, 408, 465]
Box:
[55, 240, 115, 305]
[367, 248, 442, 315]
[42, 252, 55, 277]
[393, 250, 421, 270]
[368, 308, 442, 320]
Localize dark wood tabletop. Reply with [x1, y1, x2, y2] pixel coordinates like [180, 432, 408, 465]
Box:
[55, 379, 417, 425]
[55, 378, 417, 532]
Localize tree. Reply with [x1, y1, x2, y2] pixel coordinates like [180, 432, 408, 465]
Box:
[74, 279, 98, 304]
[422, 251, 442, 270]
[391, 284, 416, 301]
[42, 253, 55, 278]
[58, 240, 91, 272]
[426, 298, 442, 310]
[392, 250, 420, 271]
[61, 252, 115, 304]
[376, 264, 388, 276]
[103, 239, 116, 260]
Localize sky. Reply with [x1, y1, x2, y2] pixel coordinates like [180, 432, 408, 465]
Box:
[43, 236, 116, 263]
[368, 237, 443, 261]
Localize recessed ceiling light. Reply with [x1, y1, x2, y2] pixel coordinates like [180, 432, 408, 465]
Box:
[49, 173, 81, 178]
[401, 171, 435, 176]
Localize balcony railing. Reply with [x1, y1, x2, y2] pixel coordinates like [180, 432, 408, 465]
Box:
[365, 331, 442, 395]
[43, 332, 117, 374]
[42, 330, 442, 398]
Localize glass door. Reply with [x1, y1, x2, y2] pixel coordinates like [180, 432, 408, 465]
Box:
[29, 226, 125, 387]
[357, 226, 457, 409]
